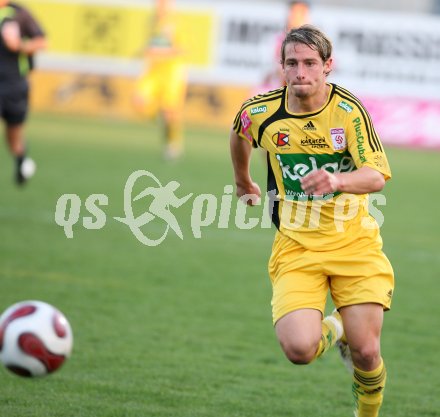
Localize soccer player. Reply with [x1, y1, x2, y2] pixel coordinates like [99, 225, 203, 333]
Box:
[0, 0, 46, 185]
[230, 25, 394, 417]
[133, 0, 187, 160]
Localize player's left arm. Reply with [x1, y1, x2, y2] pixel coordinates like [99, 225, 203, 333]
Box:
[16, 7, 47, 55]
[300, 166, 385, 196]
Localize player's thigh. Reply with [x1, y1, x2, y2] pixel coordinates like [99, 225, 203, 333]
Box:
[340, 303, 383, 347]
[328, 247, 394, 311]
[269, 231, 328, 325]
[275, 308, 323, 352]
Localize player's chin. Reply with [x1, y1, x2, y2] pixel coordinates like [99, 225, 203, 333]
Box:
[292, 86, 311, 98]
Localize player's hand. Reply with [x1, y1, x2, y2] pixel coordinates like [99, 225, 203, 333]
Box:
[300, 169, 340, 196]
[236, 181, 261, 206]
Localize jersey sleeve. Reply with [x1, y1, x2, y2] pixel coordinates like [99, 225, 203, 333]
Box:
[232, 104, 258, 148]
[346, 105, 391, 180]
[16, 6, 45, 39]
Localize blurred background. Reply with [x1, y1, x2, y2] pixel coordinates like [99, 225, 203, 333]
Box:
[23, 0, 440, 147]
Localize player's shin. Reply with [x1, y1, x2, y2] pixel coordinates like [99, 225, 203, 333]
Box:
[352, 358, 386, 417]
[313, 313, 343, 359]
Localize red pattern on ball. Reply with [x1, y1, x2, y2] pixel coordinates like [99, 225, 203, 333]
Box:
[52, 312, 68, 338]
[0, 305, 36, 351]
[18, 333, 66, 373]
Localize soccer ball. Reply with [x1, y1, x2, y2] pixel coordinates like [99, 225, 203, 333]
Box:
[0, 300, 73, 377]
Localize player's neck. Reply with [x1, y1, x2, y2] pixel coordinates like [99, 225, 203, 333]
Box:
[287, 83, 330, 114]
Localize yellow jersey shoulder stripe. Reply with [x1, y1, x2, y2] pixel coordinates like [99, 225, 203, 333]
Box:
[334, 85, 383, 153]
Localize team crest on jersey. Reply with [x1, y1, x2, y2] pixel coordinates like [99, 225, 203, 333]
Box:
[330, 128, 347, 150]
[273, 131, 290, 147]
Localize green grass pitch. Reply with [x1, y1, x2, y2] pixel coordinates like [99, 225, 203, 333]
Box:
[0, 113, 439, 417]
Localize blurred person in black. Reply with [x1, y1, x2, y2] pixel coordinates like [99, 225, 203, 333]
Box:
[0, 0, 46, 185]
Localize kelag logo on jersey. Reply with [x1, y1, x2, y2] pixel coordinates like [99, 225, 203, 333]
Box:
[276, 152, 356, 200]
[250, 105, 267, 115]
[338, 101, 353, 113]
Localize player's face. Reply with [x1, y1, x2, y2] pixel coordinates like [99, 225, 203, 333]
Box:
[282, 42, 332, 99]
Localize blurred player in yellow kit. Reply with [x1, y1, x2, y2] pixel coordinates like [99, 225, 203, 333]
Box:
[133, 0, 186, 160]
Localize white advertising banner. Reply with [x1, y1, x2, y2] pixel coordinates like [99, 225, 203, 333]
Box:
[29, 0, 440, 146]
[312, 7, 440, 101]
[200, 2, 286, 85]
[311, 7, 440, 147]
[209, 4, 440, 147]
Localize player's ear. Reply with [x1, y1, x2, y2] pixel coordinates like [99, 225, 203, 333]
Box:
[323, 57, 333, 76]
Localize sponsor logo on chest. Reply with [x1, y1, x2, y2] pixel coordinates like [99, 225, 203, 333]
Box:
[300, 137, 329, 149]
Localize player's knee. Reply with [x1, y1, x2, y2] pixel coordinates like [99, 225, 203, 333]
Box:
[280, 340, 317, 365]
[350, 341, 381, 368]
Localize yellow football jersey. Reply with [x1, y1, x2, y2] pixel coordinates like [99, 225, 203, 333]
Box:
[233, 83, 391, 251]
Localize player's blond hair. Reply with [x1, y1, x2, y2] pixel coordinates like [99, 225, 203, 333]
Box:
[280, 24, 333, 64]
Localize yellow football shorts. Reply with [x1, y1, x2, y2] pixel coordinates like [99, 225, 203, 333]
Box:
[268, 230, 394, 324]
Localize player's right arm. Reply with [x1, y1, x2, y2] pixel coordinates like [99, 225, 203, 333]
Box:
[1, 21, 21, 52]
[230, 129, 261, 206]
[1, 19, 46, 55]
